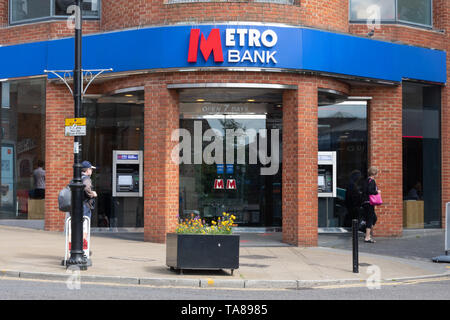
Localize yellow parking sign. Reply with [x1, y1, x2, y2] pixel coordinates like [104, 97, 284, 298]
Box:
[65, 118, 86, 136]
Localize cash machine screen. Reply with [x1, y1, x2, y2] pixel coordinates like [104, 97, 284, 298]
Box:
[318, 166, 333, 193]
[116, 166, 140, 193]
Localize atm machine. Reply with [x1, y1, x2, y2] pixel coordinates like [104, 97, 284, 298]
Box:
[111, 150, 143, 227]
[318, 151, 337, 228]
[318, 151, 336, 197]
[112, 150, 143, 197]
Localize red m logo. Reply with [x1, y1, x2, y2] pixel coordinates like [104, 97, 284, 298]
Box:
[214, 179, 224, 189]
[188, 29, 224, 63]
[226, 179, 237, 190]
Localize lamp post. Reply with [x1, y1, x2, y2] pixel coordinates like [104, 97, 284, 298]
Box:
[66, 0, 88, 270]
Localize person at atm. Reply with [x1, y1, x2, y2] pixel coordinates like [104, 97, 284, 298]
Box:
[81, 160, 98, 219]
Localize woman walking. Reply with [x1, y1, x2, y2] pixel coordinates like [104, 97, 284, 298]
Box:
[362, 166, 381, 243]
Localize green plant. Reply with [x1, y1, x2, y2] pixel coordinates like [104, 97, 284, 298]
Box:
[176, 212, 236, 235]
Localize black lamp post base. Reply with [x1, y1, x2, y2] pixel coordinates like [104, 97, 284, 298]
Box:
[62, 256, 92, 270]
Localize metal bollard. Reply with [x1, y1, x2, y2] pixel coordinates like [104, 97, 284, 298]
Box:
[352, 219, 359, 273]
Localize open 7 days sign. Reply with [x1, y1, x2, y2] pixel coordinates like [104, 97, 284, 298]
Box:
[188, 28, 278, 65]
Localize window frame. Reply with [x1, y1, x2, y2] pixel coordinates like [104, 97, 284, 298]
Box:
[9, 0, 101, 26]
[349, 0, 433, 29]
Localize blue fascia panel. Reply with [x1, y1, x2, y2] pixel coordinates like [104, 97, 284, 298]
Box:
[0, 24, 446, 84]
[300, 28, 446, 83]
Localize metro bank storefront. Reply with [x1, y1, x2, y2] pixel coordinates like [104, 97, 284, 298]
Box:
[0, 24, 446, 246]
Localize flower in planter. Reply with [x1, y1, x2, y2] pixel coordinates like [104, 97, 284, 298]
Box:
[176, 212, 236, 235]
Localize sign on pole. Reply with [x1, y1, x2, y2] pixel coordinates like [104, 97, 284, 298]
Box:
[65, 118, 86, 136]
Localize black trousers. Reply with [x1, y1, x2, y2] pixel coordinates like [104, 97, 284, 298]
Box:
[362, 203, 377, 229]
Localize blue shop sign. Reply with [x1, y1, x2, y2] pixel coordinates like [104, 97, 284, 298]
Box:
[0, 24, 445, 84]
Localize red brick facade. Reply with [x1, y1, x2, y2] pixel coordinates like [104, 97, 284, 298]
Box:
[0, 0, 446, 245]
[44, 83, 75, 231]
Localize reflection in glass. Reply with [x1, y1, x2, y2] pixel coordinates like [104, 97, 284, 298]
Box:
[82, 91, 144, 228]
[0, 79, 46, 219]
[350, 0, 432, 26]
[54, 0, 99, 16]
[10, 0, 100, 23]
[10, 0, 51, 23]
[350, 0, 395, 21]
[179, 97, 282, 228]
[398, 0, 431, 26]
[402, 82, 441, 228]
[318, 101, 368, 228]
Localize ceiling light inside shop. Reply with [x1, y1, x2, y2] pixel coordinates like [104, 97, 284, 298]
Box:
[202, 114, 266, 120]
[125, 94, 133, 97]
[247, 99, 255, 102]
[196, 99, 205, 102]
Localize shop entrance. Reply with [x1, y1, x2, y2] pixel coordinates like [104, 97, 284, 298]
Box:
[178, 88, 282, 228]
[82, 89, 144, 228]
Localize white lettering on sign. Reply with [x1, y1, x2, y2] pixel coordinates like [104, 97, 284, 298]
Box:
[225, 28, 278, 64]
[228, 50, 277, 64]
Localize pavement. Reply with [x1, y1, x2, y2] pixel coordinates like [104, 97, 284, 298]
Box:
[0, 222, 449, 289]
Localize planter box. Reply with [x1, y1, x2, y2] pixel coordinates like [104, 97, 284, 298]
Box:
[166, 233, 239, 274]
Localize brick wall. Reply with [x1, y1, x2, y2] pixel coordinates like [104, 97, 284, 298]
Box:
[102, 0, 349, 33]
[282, 79, 318, 246]
[143, 78, 180, 243]
[44, 83, 75, 232]
[0, 0, 348, 45]
[0, 0, 99, 46]
[437, 0, 449, 228]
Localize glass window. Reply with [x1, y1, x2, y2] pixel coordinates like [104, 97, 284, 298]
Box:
[318, 100, 368, 228]
[349, 0, 433, 27]
[0, 79, 46, 219]
[350, 0, 396, 21]
[397, 0, 432, 26]
[10, 0, 51, 23]
[81, 91, 144, 228]
[253, 0, 294, 4]
[178, 88, 283, 228]
[54, 0, 99, 17]
[402, 82, 441, 228]
[10, 0, 100, 24]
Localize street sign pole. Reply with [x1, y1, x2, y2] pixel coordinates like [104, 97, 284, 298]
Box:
[66, 0, 88, 270]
